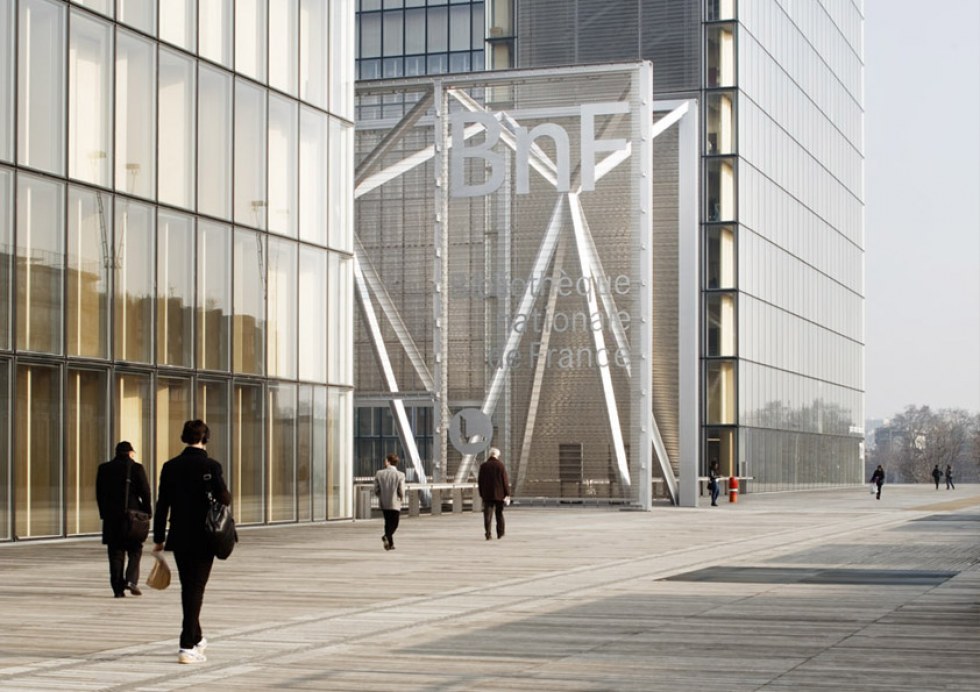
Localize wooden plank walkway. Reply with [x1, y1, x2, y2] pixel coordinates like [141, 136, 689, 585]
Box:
[1, 485, 978, 691]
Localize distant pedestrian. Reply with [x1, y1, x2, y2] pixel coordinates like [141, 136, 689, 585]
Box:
[374, 453, 406, 550]
[932, 465, 942, 490]
[478, 447, 510, 540]
[96, 441, 152, 598]
[945, 465, 955, 490]
[870, 464, 885, 500]
[708, 463, 721, 506]
[153, 420, 231, 665]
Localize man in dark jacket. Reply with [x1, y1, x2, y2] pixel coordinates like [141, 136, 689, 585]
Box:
[96, 441, 152, 598]
[478, 447, 510, 540]
[153, 420, 231, 664]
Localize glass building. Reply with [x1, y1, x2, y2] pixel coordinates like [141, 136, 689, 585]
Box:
[354, 0, 865, 495]
[0, 0, 356, 541]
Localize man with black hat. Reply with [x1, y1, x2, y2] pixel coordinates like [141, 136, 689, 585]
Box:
[96, 441, 152, 597]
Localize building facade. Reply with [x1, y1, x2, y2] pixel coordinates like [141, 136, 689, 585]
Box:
[353, 0, 865, 495]
[0, 0, 356, 541]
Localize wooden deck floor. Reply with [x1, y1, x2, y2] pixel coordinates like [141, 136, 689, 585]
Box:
[1, 485, 979, 691]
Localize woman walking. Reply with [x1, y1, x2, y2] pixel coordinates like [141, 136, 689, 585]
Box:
[870, 464, 885, 500]
[153, 420, 231, 664]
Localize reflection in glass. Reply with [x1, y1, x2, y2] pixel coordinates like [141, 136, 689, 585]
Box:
[704, 427, 735, 477]
[196, 379, 230, 478]
[199, 0, 232, 67]
[69, 10, 113, 186]
[267, 238, 297, 379]
[160, 0, 196, 51]
[68, 187, 110, 358]
[116, 30, 156, 198]
[67, 367, 106, 535]
[197, 221, 232, 371]
[311, 386, 328, 520]
[269, 383, 297, 522]
[117, 0, 156, 35]
[0, 1, 12, 162]
[329, 255, 352, 385]
[158, 49, 196, 209]
[198, 65, 233, 220]
[235, 0, 267, 82]
[706, 226, 735, 289]
[233, 382, 264, 523]
[706, 24, 735, 87]
[0, 361, 7, 538]
[18, 0, 66, 175]
[114, 371, 152, 485]
[233, 229, 266, 374]
[329, 119, 352, 251]
[234, 79, 267, 229]
[706, 92, 734, 155]
[299, 246, 327, 382]
[16, 174, 64, 354]
[706, 158, 735, 222]
[706, 293, 736, 357]
[269, 0, 298, 95]
[327, 388, 351, 519]
[157, 211, 195, 367]
[706, 360, 736, 424]
[299, 0, 329, 109]
[299, 107, 328, 245]
[0, 170, 11, 350]
[15, 363, 62, 537]
[330, 0, 354, 118]
[156, 377, 192, 484]
[73, 0, 114, 17]
[706, 0, 736, 21]
[268, 95, 298, 237]
[114, 198, 155, 363]
[298, 384, 327, 521]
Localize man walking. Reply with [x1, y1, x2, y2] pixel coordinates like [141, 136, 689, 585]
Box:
[945, 465, 955, 490]
[374, 453, 406, 550]
[932, 465, 942, 490]
[96, 441, 152, 598]
[478, 447, 510, 540]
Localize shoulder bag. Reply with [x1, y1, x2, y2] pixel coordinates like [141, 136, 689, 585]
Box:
[203, 472, 238, 560]
[122, 461, 151, 544]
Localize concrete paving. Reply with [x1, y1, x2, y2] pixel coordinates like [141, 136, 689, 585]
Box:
[1, 485, 979, 691]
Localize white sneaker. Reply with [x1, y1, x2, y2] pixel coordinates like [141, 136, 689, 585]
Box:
[195, 637, 207, 653]
[178, 648, 207, 664]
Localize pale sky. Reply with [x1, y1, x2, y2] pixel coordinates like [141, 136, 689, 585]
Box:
[864, 0, 980, 419]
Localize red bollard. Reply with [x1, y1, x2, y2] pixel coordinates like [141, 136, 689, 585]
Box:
[728, 475, 739, 503]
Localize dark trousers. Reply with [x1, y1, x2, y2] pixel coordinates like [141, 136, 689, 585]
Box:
[382, 509, 400, 546]
[710, 481, 720, 505]
[946, 478, 955, 489]
[934, 477, 941, 489]
[107, 544, 142, 594]
[174, 550, 215, 650]
[483, 500, 505, 538]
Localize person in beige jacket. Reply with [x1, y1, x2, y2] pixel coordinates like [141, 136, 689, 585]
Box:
[374, 454, 406, 550]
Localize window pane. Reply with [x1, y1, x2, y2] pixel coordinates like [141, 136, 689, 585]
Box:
[0, 360, 8, 539]
[199, 0, 232, 67]
[311, 385, 327, 520]
[0, 169, 11, 349]
[235, 0, 267, 82]
[68, 11, 112, 186]
[360, 12, 380, 58]
[328, 119, 352, 251]
[328, 254, 352, 384]
[296, 385, 313, 521]
[160, 0, 196, 51]
[233, 228, 265, 374]
[18, 0, 66, 175]
[114, 371, 152, 484]
[405, 8, 424, 53]
[472, 2, 484, 49]
[268, 95, 298, 237]
[117, 0, 156, 35]
[159, 49, 196, 209]
[706, 293, 736, 357]
[16, 173, 64, 354]
[198, 65, 232, 219]
[15, 363, 62, 537]
[196, 378, 229, 477]
[155, 376, 192, 479]
[234, 79, 267, 229]
[67, 186, 110, 358]
[269, 383, 297, 522]
[449, 4, 469, 51]
[299, 106, 328, 245]
[299, 0, 329, 109]
[66, 367, 106, 535]
[267, 237, 297, 378]
[330, 0, 354, 118]
[114, 198, 154, 362]
[327, 388, 351, 518]
[706, 226, 735, 289]
[706, 360, 736, 424]
[383, 10, 403, 56]
[157, 210, 195, 367]
[233, 382, 264, 523]
[0, 1, 13, 162]
[115, 30, 156, 198]
[73, 0, 113, 17]
[197, 220, 231, 371]
[427, 6, 447, 52]
[299, 246, 327, 382]
[269, 0, 298, 95]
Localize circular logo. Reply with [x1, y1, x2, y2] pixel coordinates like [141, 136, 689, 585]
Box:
[449, 409, 493, 455]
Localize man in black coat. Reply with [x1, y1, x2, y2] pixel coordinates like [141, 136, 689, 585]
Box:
[478, 447, 511, 540]
[154, 419, 231, 664]
[96, 441, 152, 598]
